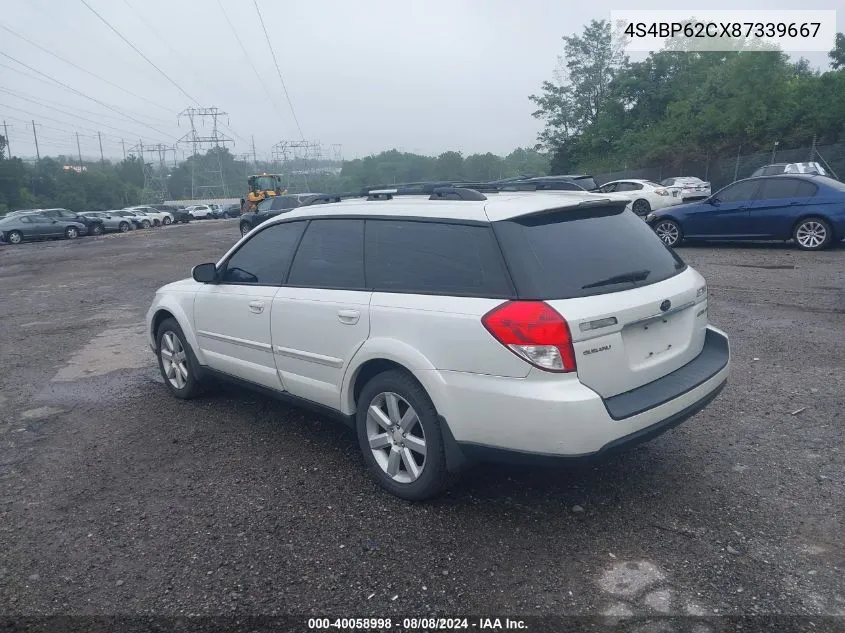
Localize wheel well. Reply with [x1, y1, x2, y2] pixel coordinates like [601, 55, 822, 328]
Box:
[351, 359, 413, 408]
[151, 309, 175, 339]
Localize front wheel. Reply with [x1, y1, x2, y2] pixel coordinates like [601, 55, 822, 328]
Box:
[90, 223, 104, 236]
[118, 221, 130, 233]
[793, 217, 833, 250]
[654, 219, 682, 247]
[356, 370, 454, 501]
[65, 226, 79, 239]
[240, 222, 252, 237]
[7, 230, 23, 245]
[162, 216, 172, 226]
[632, 199, 651, 216]
[141, 219, 151, 229]
[155, 318, 205, 399]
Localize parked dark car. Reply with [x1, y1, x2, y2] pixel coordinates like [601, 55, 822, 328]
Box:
[0, 213, 87, 244]
[645, 174, 845, 250]
[238, 194, 320, 236]
[750, 162, 828, 178]
[150, 204, 191, 223]
[221, 203, 241, 218]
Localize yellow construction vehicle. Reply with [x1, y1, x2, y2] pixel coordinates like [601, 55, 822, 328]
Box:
[242, 173, 287, 213]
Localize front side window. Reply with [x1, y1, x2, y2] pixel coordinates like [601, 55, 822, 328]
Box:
[287, 219, 365, 289]
[716, 181, 760, 203]
[220, 221, 306, 285]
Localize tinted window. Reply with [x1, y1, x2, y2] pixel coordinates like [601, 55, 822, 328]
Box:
[221, 221, 305, 285]
[365, 220, 512, 297]
[716, 181, 759, 202]
[600, 183, 618, 193]
[287, 219, 365, 289]
[573, 176, 598, 190]
[19, 216, 33, 224]
[617, 182, 643, 191]
[494, 207, 685, 299]
[757, 178, 818, 200]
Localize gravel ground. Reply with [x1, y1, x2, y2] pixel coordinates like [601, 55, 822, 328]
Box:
[0, 222, 843, 624]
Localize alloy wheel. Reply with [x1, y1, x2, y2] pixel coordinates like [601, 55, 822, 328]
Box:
[365, 392, 427, 484]
[160, 331, 189, 390]
[795, 221, 827, 249]
[655, 221, 679, 246]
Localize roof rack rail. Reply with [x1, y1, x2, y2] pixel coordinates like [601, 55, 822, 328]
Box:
[429, 187, 488, 201]
[300, 193, 359, 206]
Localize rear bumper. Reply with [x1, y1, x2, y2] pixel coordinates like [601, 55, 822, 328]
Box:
[427, 325, 729, 465]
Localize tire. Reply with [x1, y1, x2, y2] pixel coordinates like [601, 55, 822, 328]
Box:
[356, 369, 454, 501]
[162, 216, 172, 226]
[793, 216, 833, 251]
[90, 223, 104, 236]
[654, 219, 682, 247]
[181, 217, 191, 224]
[153, 219, 161, 227]
[155, 318, 205, 399]
[118, 221, 130, 233]
[240, 222, 252, 237]
[7, 230, 23, 245]
[141, 220, 151, 229]
[632, 199, 651, 216]
[65, 226, 79, 239]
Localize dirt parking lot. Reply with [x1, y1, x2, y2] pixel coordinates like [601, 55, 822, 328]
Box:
[0, 222, 843, 623]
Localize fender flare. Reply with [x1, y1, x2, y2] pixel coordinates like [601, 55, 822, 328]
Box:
[148, 296, 205, 366]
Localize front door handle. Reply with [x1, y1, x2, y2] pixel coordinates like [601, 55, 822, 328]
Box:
[337, 309, 360, 325]
[248, 300, 265, 314]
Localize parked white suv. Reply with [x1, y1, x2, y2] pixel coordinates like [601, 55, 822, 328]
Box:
[146, 187, 730, 500]
[187, 204, 214, 219]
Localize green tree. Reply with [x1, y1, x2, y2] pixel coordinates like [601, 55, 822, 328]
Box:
[830, 32, 845, 69]
[434, 151, 464, 180]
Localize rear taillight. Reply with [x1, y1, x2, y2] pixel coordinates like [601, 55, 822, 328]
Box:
[481, 301, 576, 373]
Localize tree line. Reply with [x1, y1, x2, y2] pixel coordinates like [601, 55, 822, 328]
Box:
[530, 23, 845, 174]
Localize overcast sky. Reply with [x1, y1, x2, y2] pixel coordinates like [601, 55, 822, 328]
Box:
[0, 0, 841, 161]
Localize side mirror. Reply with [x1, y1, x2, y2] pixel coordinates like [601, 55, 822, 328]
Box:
[707, 197, 719, 206]
[192, 263, 219, 283]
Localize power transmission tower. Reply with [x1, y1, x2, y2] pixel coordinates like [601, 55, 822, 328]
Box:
[129, 140, 169, 203]
[177, 107, 233, 199]
[331, 144, 343, 163]
[29, 120, 41, 161]
[271, 140, 322, 192]
[2, 121, 10, 158]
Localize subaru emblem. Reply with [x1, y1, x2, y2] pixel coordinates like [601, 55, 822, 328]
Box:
[660, 300, 671, 312]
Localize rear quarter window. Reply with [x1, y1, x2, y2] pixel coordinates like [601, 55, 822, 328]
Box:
[365, 220, 512, 297]
[494, 207, 686, 300]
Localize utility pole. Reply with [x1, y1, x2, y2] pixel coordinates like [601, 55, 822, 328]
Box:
[121, 138, 126, 160]
[31, 120, 40, 161]
[97, 131, 104, 166]
[76, 132, 83, 167]
[2, 120, 9, 158]
[251, 135, 257, 169]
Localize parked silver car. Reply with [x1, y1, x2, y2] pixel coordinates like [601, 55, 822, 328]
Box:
[79, 211, 134, 233]
[0, 213, 87, 244]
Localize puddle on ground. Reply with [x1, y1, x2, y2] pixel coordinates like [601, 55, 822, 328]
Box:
[20, 406, 64, 420]
[51, 323, 151, 382]
[733, 264, 796, 270]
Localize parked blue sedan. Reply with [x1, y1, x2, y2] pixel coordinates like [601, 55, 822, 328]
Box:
[645, 174, 845, 250]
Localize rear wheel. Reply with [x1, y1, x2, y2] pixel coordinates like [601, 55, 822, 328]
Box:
[356, 370, 453, 501]
[90, 223, 104, 236]
[162, 216, 172, 226]
[632, 199, 651, 216]
[240, 222, 252, 237]
[654, 219, 682, 247]
[153, 219, 161, 227]
[118, 221, 130, 233]
[65, 226, 79, 239]
[7, 230, 23, 245]
[141, 219, 151, 229]
[793, 217, 833, 250]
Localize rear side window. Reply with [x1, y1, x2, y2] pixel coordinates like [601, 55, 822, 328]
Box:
[221, 221, 305, 285]
[365, 220, 512, 297]
[757, 178, 818, 200]
[494, 207, 686, 299]
[287, 219, 365, 289]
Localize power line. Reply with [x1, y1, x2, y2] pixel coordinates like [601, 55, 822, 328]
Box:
[0, 52, 173, 137]
[215, 0, 286, 125]
[78, 0, 199, 106]
[0, 87, 172, 144]
[253, 0, 305, 140]
[0, 21, 174, 115]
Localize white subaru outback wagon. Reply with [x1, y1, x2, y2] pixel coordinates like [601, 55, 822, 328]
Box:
[146, 187, 730, 500]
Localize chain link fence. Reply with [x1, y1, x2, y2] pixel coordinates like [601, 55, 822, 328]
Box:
[593, 143, 845, 191]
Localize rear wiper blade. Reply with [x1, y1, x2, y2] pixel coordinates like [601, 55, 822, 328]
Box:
[582, 269, 651, 289]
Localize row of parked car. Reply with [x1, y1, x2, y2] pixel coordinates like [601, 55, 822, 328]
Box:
[0, 202, 244, 245]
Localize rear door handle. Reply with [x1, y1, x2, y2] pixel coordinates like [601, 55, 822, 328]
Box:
[248, 300, 265, 314]
[337, 309, 360, 325]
